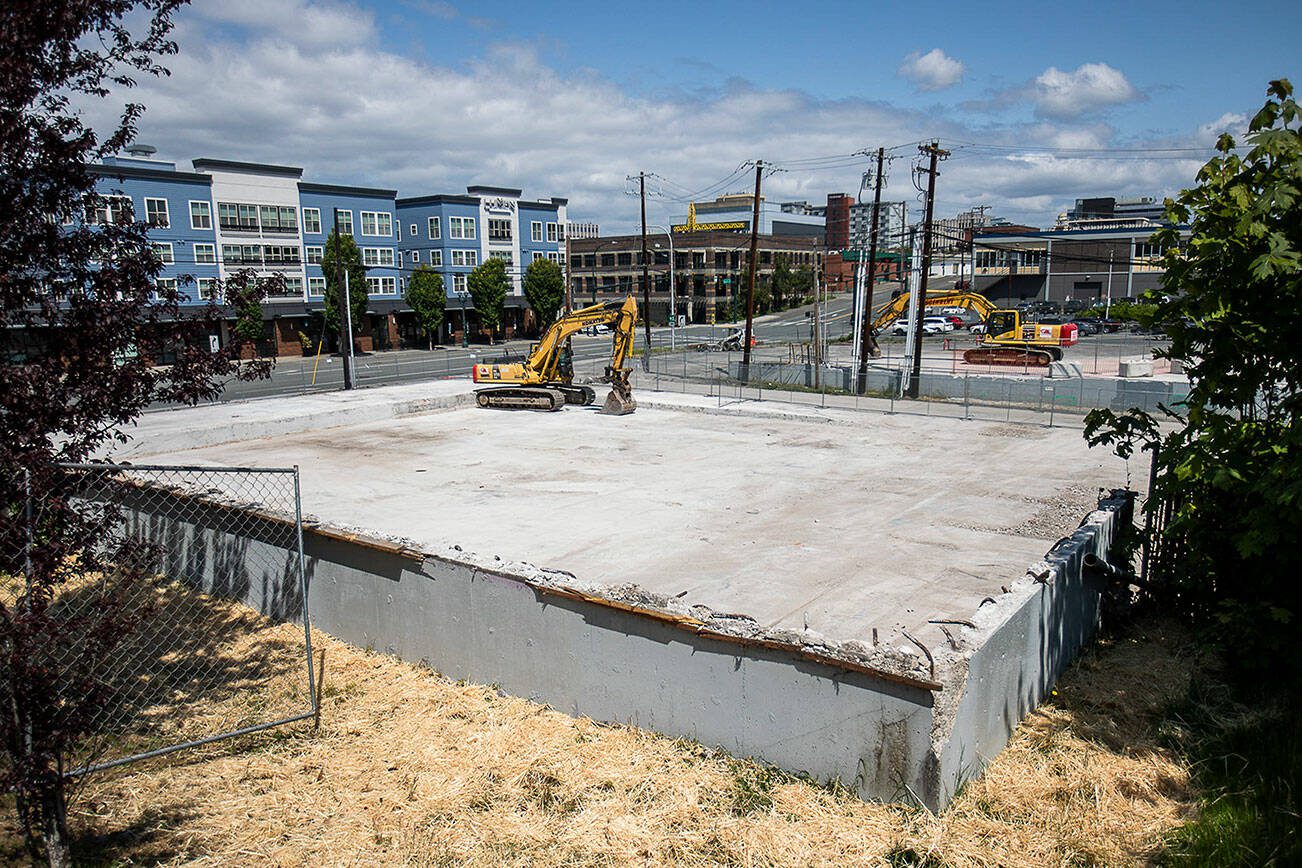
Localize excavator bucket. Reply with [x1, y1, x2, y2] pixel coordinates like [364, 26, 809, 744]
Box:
[598, 367, 636, 415]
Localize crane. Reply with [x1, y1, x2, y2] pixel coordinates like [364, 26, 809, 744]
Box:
[869, 290, 1078, 367]
[471, 296, 638, 414]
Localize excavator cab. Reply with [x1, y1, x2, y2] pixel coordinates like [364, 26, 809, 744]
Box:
[985, 310, 1018, 342]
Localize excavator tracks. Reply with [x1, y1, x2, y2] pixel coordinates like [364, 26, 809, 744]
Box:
[963, 345, 1060, 367]
[475, 387, 567, 411]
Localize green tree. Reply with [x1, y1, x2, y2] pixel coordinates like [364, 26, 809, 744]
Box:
[229, 270, 267, 342]
[321, 229, 368, 344]
[769, 254, 794, 311]
[1084, 79, 1302, 682]
[405, 267, 446, 349]
[468, 257, 509, 341]
[523, 257, 565, 331]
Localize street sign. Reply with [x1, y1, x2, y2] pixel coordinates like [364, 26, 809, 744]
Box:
[208, 334, 219, 353]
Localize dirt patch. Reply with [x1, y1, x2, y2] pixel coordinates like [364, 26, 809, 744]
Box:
[960, 484, 1103, 540]
[45, 619, 1197, 866]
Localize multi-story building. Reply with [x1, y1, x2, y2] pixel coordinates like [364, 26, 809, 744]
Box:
[1055, 196, 1166, 231]
[81, 149, 567, 353]
[675, 194, 825, 240]
[395, 186, 567, 342]
[569, 231, 824, 325]
[970, 225, 1189, 306]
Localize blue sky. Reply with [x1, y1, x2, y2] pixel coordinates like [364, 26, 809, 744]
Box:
[105, 0, 1299, 231]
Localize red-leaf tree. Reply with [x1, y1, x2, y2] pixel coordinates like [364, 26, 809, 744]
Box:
[1, 2, 270, 863]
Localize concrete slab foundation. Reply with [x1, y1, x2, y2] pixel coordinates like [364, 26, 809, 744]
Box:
[115, 384, 1139, 809]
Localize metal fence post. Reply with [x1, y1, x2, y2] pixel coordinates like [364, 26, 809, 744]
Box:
[294, 466, 317, 718]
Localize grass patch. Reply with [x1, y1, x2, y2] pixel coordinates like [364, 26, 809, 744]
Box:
[1162, 683, 1302, 865]
[1, 615, 1250, 865]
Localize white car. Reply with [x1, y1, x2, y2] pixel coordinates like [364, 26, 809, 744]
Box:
[891, 319, 945, 336]
[923, 315, 955, 333]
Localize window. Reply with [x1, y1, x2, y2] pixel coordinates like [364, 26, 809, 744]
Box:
[548, 252, 561, 263]
[451, 249, 478, 267]
[617, 252, 632, 267]
[151, 242, 174, 264]
[429, 249, 442, 266]
[302, 207, 322, 234]
[361, 211, 392, 236]
[85, 195, 130, 225]
[264, 245, 301, 264]
[336, 210, 353, 235]
[153, 277, 177, 300]
[189, 201, 211, 229]
[531, 221, 543, 242]
[262, 276, 302, 299]
[546, 222, 558, 243]
[143, 198, 170, 227]
[449, 216, 475, 239]
[194, 243, 216, 264]
[366, 276, 397, 294]
[453, 273, 467, 293]
[222, 244, 262, 265]
[196, 278, 219, 301]
[411, 250, 420, 264]
[410, 223, 419, 237]
[428, 217, 440, 239]
[488, 218, 512, 241]
[531, 251, 544, 262]
[305, 245, 323, 265]
[308, 277, 326, 296]
[489, 250, 513, 267]
[1135, 241, 1166, 259]
[362, 247, 395, 267]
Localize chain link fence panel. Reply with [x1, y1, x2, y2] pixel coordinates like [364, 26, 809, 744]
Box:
[2, 463, 315, 778]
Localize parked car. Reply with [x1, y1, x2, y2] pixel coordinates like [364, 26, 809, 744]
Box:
[968, 322, 987, 335]
[891, 319, 945, 336]
[923, 315, 955, 333]
[1071, 319, 1100, 336]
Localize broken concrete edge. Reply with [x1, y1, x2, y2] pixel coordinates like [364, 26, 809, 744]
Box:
[89, 471, 943, 691]
[922, 488, 1135, 804]
[102, 474, 1133, 701]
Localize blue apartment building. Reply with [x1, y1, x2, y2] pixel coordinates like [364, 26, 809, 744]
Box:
[84, 148, 568, 354]
[395, 186, 568, 343]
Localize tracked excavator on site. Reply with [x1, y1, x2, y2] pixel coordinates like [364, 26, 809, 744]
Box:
[471, 295, 638, 414]
[870, 290, 1078, 366]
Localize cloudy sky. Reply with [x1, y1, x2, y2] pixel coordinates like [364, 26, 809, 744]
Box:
[90, 0, 1298, 232]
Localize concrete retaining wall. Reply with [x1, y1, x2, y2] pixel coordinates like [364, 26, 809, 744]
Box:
[117, 481, 1133, 810]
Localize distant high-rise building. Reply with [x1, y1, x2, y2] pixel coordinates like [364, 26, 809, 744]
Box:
[1055, 196, 1167, 230]
[566, 220, 600, 240]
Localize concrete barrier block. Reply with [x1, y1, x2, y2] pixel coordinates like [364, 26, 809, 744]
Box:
[1119, 358, 1154, 378]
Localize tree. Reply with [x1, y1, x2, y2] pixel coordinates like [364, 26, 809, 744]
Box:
[1084, 79, 1302, 683]
[769, 254, 794, 311]
[405, 266, 445, 350]
[468, 257, 509, 341]
[0, 2, 270, 863]
[321, 229, 368, 346]
[230, 270, 266, 343]
[522, 257, 565, 331]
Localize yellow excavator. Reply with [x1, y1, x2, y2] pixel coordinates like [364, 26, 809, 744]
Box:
[471, 295, 638, 414]
[870, 290, 1078, 366]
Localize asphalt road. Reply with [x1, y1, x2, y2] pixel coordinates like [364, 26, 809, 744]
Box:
[158, 280, 1166, 407]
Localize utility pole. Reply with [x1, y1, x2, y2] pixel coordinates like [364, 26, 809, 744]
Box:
[635, 171, 652, 371]
[742, 160, 764, 375]
[332, 207, 354, 390]
[908, 141, 949, 399]
[856, 147, 885, 393]
[812, 268, 822, 389]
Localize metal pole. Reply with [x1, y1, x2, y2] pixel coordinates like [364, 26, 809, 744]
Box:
[742, 160, 763, 375]
[343, 268, 356, 388]
[909, 141, 949, 399]
[293, 467, 317, 717]
[332, 208, 353, 390]
[639, 172, 652, 371]
[1106, 250, 1114, 319]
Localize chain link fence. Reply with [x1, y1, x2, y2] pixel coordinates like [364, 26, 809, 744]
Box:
[2, 463, 315, 778]
[637, 343, 1190, 428]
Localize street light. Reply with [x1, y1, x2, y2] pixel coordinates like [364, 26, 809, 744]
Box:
[648, 224, 676, 349]
[460, 287, 469, 347]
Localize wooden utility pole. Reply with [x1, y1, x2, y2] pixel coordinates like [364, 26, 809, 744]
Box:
[638, 172, 652, 369]
[908, 141, 949, 398]
[742, 160, 764, 374]
[856, 146, 885, 393]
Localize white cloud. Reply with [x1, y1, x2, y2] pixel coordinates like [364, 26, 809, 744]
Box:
[897, 49, 964, 92]
[1032, 63, 1139, 118]
[78, 2, 1209, 232]
[1195, 111, 1248, 143]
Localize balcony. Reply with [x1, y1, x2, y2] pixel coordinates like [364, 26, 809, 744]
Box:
[219, 219, 260, 233]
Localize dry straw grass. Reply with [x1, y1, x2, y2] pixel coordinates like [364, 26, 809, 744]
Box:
[46, 618, 1195, 866]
